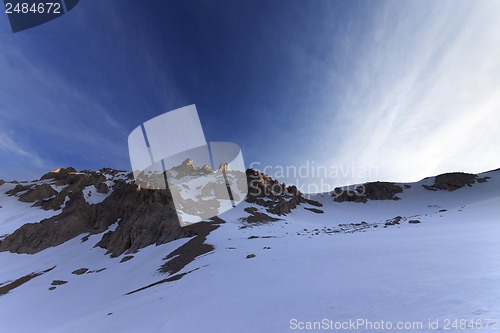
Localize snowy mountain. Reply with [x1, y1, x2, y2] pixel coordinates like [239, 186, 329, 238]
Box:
[0, 166, 499, 332]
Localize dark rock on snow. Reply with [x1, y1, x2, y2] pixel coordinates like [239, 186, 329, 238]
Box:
[120, 256, 134, 263]
[333, 182, 403, 203]
[71, 268, 89, 275]
[246, 169, 307, 215]
[423, 172, 487, 191]
[51, 280, 67, 286]
[0, 168, 188, 257]
[18, 184, 57, 203]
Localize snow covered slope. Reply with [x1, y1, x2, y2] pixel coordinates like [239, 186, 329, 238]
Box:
[0, 168, 499, 332]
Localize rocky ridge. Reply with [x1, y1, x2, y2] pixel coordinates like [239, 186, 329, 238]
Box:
[0, 167, 491, 258]
[245, 168, 320, 215]
[0, 167, 187, 256]
[0, 165, 313, 257]
[422, 172, 489, 191]
[332, 181, 404, 203]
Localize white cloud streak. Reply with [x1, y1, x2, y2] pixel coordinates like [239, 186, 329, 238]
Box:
[314, 0, 500, 186]
[0, 130, 49, 180]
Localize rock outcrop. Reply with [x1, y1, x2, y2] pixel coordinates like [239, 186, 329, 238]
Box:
[333, 182, 403, 203]
[240, 207, 281, 223]
[0, 169, 187, 257]
[95, 184, 188, 257]
[1, 166, 315, 257]
[168, 158, 213, 178]
[245, 169, 312, 215]
[6, 184, 32, 196]
[423, 172, 488, 191]
[18, 184, 57, 203]
[40, 167, 77, 181]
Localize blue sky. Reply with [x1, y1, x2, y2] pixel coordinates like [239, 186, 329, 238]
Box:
[1, 1, 499, 189]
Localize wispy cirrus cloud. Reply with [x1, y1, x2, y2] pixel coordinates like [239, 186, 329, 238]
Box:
[0, 131, 37, 161]
[1, 1, 498, 187]
[0, 129, 49, 180]
[306, 0, 500, 186]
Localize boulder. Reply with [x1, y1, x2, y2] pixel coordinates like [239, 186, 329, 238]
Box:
[51, 280, 67, 286]
[385, 216, 402, 226]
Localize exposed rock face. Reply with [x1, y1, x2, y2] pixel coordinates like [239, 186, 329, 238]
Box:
[160, 218, 222, 275]
[13, 168, 114, 211]
[18, 184, 57, 203]
[0, 190, 100, 254]
[6, 184, 32, 196]
[99, 168, 124, 177]
[95, 184, 187, 257]
[364, 182, 403, 200]
[304, 207, 324, 214]
[96, 182, 109, 194]
[0, 266, 55, 296]
[0, 169, 187, 257]
[71, 268, 88, 275]
[240, 207, 281, 223]
[40, 167, 76, 180]
[0, 180, 5, 186]
[0, 166, 311, 257]
[332, 188, 365, 203]
[385, 216, 402, 226]
[168, 158, 213, 178]
[51, 280, 67, 286]
[218, 163, 229, 173]
[423, 172, 487, 191]
[245, 169, 307, 215]
[37, 187, 70, 210]
[333, 182, 403, 203]
[435, 173, 477, 190]
[120, 256, 134, 263]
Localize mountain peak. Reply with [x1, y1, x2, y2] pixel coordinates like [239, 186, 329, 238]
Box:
[218, 163, 229, 173]
[181, 158, 194, 166]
